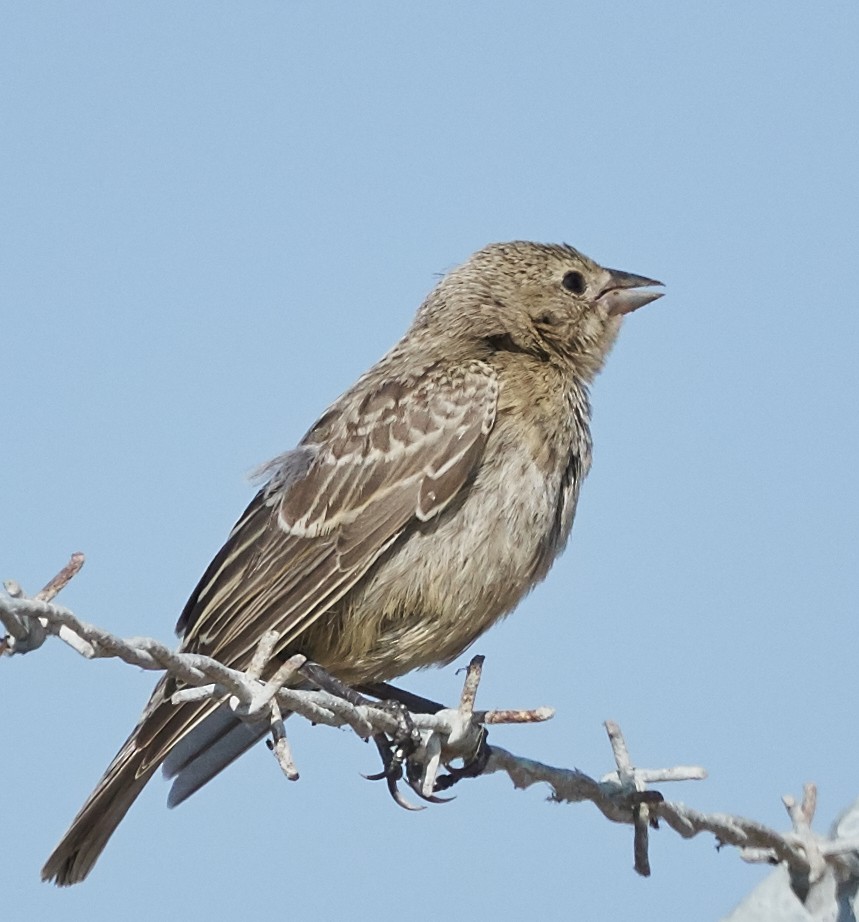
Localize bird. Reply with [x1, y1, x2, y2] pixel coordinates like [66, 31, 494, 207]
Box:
[42, 240, 663, 885]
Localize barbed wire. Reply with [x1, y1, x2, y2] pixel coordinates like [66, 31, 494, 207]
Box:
[3, 554, 858, 915]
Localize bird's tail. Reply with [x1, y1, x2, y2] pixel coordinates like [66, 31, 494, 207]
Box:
[41, 732, 156, 886]
[42, 688, 268, 886]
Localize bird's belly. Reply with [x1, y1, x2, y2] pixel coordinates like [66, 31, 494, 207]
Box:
[309, 449, 567, 684]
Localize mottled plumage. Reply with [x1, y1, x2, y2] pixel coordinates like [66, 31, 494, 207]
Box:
[43, 241, 662, 885]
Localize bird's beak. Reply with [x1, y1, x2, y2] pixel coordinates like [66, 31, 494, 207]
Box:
[599, 268, 664, 317]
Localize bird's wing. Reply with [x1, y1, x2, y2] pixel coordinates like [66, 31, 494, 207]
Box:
[185, 358, 498, 663]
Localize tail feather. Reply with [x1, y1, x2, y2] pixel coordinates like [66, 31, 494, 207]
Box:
[41, 739, 156, 886]
[162, 705, 246, 779]
[166, 716, 267, 807]
[42, 688, 266, 885]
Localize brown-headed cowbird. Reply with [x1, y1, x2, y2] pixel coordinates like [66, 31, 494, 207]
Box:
[43, 241, 662, 885]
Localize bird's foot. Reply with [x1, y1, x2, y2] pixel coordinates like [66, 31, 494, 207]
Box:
[359, 702, 442, 809]
[299, 661, 368, 707]
[363, 702, 454, 809]
[299, 663, 454, 809]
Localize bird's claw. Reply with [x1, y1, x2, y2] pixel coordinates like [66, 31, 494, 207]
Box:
[405, 762, 454, 804]
[388, 773, 425, 812]
[364, 731, 425, 810]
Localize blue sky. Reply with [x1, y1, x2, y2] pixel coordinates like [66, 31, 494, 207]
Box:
[3, 3, 858, 920]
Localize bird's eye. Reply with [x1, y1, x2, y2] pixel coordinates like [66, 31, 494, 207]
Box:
[561, 270, 586, 295]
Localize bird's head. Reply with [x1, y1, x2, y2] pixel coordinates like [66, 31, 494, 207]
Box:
[414, 241, 663, 380]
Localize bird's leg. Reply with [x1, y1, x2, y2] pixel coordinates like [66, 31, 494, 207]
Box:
[356, 681, 445, 714]
[298, 662, 371, 707]
[299, 665, 422, 745]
